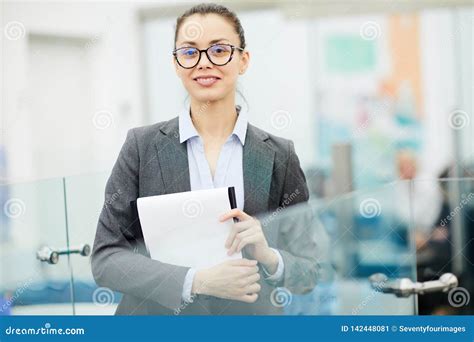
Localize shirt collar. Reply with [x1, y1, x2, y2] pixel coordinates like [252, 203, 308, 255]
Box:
[179, 105, 247, 145]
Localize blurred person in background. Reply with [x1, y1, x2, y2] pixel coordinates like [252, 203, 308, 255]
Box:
[417, 166, 455, 315]
[395, 149, 442, 250]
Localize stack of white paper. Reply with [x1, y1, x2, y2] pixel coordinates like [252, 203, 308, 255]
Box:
[137, 187, 242, 269]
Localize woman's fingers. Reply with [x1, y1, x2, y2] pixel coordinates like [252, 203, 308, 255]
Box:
[228, 232, 258, 255]
[245, 282, 261, 294]
[241, 265, 259, 277]
[228, 258, 257, 267]
[219, 208, 252, 222]
[236, 234, 260, 253]
[227, 226, 254, 255]
[244, 272, 261, 286]
[222, 262, 261, 302]
[232, 264, 259, 278]
[237, 293, 259, 303]
[225, 220, 253, 248]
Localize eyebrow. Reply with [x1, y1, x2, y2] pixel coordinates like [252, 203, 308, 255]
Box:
[178, 38, 230, 47]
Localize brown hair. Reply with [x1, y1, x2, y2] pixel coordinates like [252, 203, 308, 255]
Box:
[174, 3, 246, 49]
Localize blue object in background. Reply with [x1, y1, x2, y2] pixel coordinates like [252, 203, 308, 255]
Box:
[0, 281, 122, 309]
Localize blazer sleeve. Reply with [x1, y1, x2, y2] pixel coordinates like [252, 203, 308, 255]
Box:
[91, 128, 190, 311]
[269, 140, 320, 294]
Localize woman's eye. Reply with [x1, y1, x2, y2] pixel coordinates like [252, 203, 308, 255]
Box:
[181, 49, 197, 57]
[211, 45, 229, 55]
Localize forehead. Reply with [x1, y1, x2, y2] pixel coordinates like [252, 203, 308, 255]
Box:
[176, 13, 239, 46]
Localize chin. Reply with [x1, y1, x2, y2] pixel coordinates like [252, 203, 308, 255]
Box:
[190, 91, 225, 103]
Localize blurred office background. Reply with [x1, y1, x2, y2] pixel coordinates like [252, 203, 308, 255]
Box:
[0, 1, 473, 315]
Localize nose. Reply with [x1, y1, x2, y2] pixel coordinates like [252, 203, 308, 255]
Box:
[196, 50, 213, 69]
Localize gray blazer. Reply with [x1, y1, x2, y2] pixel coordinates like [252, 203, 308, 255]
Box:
[91, 116, 319, 315]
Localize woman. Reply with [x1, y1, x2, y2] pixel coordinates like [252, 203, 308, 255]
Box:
[91, 3, 319, 315]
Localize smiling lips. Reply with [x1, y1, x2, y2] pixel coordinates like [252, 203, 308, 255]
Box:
[194, 76, 221, 87]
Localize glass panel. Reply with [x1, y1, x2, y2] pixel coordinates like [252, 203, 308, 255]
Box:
[414, 178, 474, 315]
[206, 182, 417, 315]
[64, 172, 121, 315]
[308, 181, 416, 315]
[0, 178, 73, 315]
[69, 176, 473, 315]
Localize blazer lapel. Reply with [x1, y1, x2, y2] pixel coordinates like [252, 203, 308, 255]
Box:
[156, 117, 191, 194]
[243, 124, 275, 216]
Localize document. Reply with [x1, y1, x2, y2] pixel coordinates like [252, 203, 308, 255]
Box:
[136, 187, 242, 269]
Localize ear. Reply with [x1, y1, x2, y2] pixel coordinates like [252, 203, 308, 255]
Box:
[173, 57, 180, 74]
[239, 50, 250, 75]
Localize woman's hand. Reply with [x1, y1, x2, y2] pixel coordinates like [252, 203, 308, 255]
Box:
[220, 209, 279, 274]
[192, 259, 261, 303]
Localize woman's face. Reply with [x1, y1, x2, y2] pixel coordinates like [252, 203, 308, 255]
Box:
[174, 13, 249, 103]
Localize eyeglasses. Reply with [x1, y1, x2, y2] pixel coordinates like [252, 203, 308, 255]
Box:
[173, 43, 244, 69]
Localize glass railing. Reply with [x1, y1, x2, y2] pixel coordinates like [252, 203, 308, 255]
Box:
[1, 175, 472, 315]
[63, 173, 121, 315]
[0, 178, 73, 315]
[239, 181, 418, 315]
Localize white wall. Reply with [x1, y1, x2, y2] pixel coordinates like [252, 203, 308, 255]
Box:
[419, 7, 473, 177]
[2, 2, 144, 182]
[419, 9, 457, 177]
[457, 7, 474, 165]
